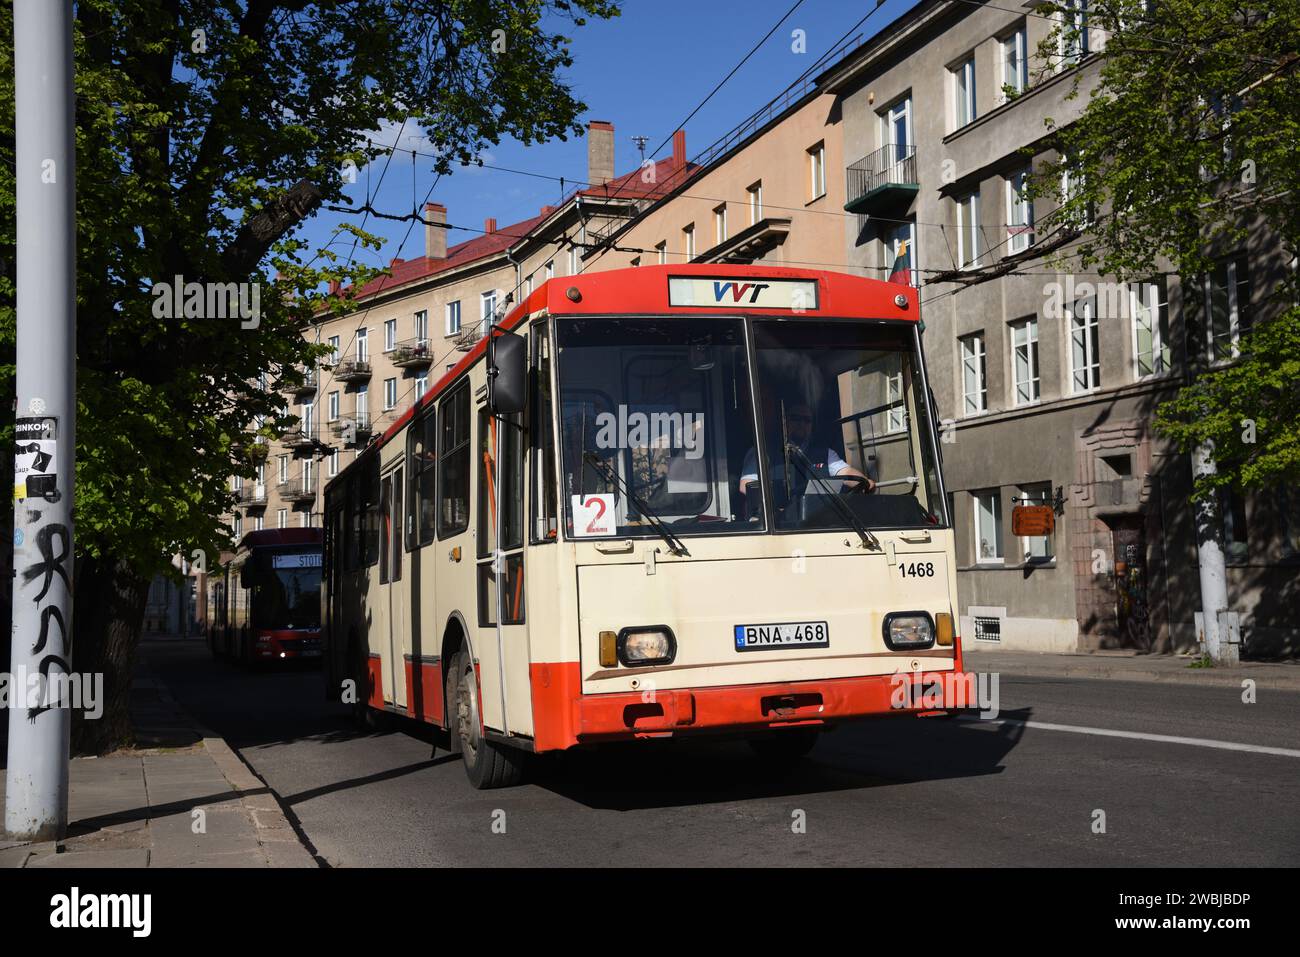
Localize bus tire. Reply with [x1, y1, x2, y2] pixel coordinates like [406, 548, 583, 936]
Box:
[747, 728, 820, 761]
[449, 649, 526, 789]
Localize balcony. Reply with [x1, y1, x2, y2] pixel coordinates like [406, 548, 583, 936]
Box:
[334, 358, 372, 382]
[844, 143, 919, 217]
[453, 320, 488, 352]
[391, 338, 434, 369]
[282, 426, 319, 457]
[330, 413, 373, 448]
[282, 477, 317, 504]
[238, 484, 268, 508]
[279, 369, 317, 397]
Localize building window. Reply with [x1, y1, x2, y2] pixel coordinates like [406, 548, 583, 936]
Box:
[480, 290, 497, 328]
[1220, 487, 1248, 563]
[957, 190, 980, 268]
[545, 261, 554, 282]
[414, 310, 428, 341]
[748, 181, 763, 224]
[233, 513, 242, 538]
[383, 318, 396, 352]
[383, 377, 397, 410]
[302, 512, 311, 528]
[953, 55, 977, 129]
[278, 455, 288, 485]
[277, 509, 286, 529]
[714, 204, 727, 245]
[1059, 0, 1091, 67]
[254, 514, 264, 531]
[881, 96, 912, 155]
[567, 246, 579, 276]
[1131, 278, 1171, 379]
[328, 449, 339, 477]
[327, 390, 339, 422]
[301, 401, 315, 437]
[1069, 296, 1101, 393]
[1017, 483, 1054, 562]
[415, 373, 428, 400]
[355, 327, 368, 361]
[885, 219, 917, 286]
[327, 335, 340, 364]
[808, 142, 826, 200]
[1204, 257, 1249, 362]
[1000, 24, 1028, 101]
[655, 241, 667, 265]
[973, 489, 1004, 563]
[1059, 154, 1094, 229]
[356, 383, 369, 425]
[445, 299, 461, 336]
[1011, 317, 1040, 405]
[1006, 167, 1034, 253]
[885, 358, 905, 434]
[960, 332, 987, 415]
[683, 223, 695, 259]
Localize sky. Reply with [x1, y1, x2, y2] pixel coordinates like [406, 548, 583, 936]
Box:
[298, 0, 921, 273]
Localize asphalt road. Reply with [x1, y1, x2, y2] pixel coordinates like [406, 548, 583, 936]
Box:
[142, 638, 1300, 867]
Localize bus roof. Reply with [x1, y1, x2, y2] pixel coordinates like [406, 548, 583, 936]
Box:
[333, 264, 919, 485]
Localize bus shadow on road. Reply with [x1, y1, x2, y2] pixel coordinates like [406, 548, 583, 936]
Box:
[527, 708, 1030, 811]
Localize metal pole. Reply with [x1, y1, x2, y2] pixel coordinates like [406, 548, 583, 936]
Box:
[5, 0, 76, 842]
[1191, 441, 1236, 664]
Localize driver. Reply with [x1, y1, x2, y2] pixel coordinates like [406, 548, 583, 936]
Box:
[739, 402, 874, 500]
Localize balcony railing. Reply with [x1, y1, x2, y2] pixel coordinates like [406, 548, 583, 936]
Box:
[845, 143, 919, 216]
[334, 358, 372, 382]
[279, 369, 317, 396]
[391, 338, 434, 369]
[282, 426, 319, 456]
[238, 484, 267, 507]
[454, 319, 488, 352]
[330, 413, 372, 447]
[282, 478, 317, 503]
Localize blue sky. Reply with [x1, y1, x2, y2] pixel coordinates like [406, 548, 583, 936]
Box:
[300, 0, 919, 272]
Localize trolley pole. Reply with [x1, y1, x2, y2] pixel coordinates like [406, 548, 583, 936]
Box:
[5, 0, 77, 842]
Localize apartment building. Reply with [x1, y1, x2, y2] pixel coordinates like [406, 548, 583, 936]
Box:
[226, 121, 695, 535]
[819, 0, 1297, 655]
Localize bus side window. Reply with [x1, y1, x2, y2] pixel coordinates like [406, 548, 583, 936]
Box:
[530, 321, 558, 543]
[362, 457, 381, 566]
[438, 382, 471, 538]
[409, 408, 437, 547]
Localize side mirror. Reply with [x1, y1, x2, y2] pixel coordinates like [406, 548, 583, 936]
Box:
[487, 328, 527, 414]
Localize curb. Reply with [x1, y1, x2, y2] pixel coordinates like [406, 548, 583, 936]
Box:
[964, 653, 1300, 691]
[145, 673, 323, 868]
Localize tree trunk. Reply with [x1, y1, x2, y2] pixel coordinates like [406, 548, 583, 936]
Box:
[70, 554, 150, 755]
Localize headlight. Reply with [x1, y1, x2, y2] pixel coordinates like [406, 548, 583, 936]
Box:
[617, 626, 676, 666]
[883, 612, 935, 651]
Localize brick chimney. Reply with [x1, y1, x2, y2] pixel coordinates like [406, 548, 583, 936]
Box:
[587, 120, 615, 187]
[424, 202, 447, 259]
[672, 129, 686, 172]
[484, 217, 497, 234]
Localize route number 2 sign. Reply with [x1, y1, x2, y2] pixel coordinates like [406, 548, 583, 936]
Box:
[571, 493, 616, 537]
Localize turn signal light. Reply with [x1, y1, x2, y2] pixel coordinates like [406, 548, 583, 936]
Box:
[936, 613, 954, 647]
[599, 630, 618, 667]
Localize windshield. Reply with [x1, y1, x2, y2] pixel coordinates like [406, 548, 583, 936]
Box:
[251, 550, 322, 629]
[555, 317, 762, 539]
[750, 318, 947, 531]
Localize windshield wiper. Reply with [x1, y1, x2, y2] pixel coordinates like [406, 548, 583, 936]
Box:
[582, 452, 690, 557]
[784, 443, 880, 551]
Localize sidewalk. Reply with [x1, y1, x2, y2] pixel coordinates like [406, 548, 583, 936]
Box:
[0, 656, 317, 868]
[964, 646, 1300, 691]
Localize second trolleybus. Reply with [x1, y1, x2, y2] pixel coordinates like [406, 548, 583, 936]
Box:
[323, 264, 965, 788]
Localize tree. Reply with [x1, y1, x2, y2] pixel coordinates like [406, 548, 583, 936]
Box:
[1030, 0, 1300, 497]
[0, 0, 618, 753]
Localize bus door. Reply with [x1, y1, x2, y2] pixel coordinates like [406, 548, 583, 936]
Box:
[379, 462, 408, 709]
[476, 404, 532, 735]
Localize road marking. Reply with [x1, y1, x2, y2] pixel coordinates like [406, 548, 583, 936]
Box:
[958, 717, 1300, 759]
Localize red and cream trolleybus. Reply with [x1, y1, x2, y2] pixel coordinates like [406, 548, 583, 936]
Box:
[323, 264, 964, 788]
[208, 528, 324, 664]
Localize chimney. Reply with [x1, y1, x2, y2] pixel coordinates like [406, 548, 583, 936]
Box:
[672, 129, 686, 172]
[484, 217, 497, 234]
[424, 202, 447, 259]
[328, 279, 340, 296]
[587, 120, 615, 187]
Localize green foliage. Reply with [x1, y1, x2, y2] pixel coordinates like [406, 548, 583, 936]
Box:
[1028, 0, 1300, 495]
[0, 0, 618, 579]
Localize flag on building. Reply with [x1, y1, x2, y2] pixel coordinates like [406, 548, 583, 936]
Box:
[888, 238, 911, 285]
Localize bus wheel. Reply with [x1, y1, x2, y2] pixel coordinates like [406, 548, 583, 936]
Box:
[747, 728, 820, 761]
[450, 649, 526, 789]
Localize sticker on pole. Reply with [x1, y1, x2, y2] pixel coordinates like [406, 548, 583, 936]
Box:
[14, 417, 58, 502]
[571, 493, 616, 537]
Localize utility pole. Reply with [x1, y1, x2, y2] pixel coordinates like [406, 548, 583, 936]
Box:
[6, 0, 76, 842]
[1191, 441, 1238, 664]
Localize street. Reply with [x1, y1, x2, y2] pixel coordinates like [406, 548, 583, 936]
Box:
[143, 639, 1300, 867]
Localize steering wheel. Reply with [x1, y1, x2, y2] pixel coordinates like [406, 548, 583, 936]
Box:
[838, 474, 874, 495]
